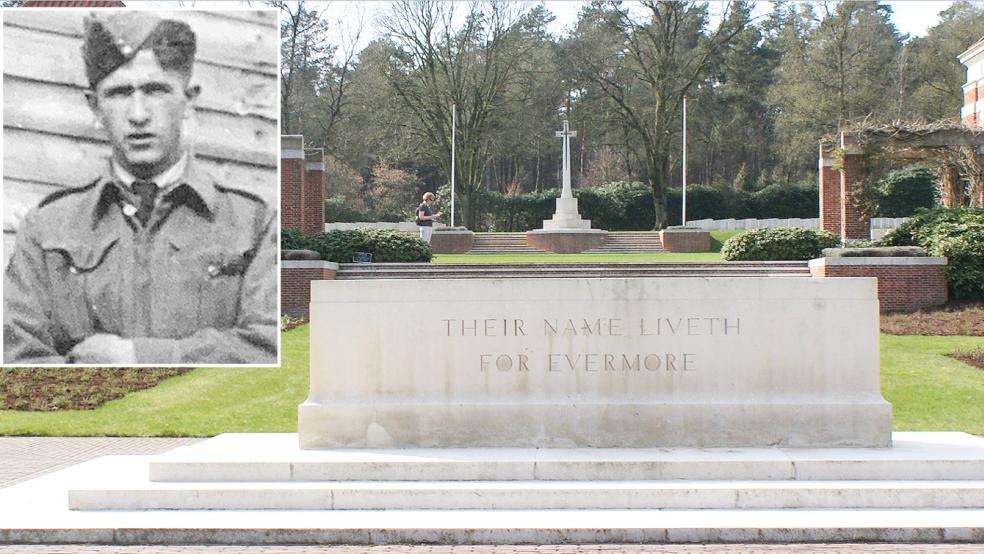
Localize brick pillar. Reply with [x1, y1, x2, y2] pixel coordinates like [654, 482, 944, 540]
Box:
[303, 149, 325, 236]
[839, 134, 869, 241]
[963, 84, 978, 126]
[281, 135, 305, 233]
[818, 143, 841, 236]
[977, 149, 984, 208]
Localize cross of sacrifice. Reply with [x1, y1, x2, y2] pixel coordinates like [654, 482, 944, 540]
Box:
[555, 120, 577, 199]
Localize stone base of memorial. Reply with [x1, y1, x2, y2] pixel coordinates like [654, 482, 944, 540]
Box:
[659, 227, 710, 252]
[526, 229, 608, 253]
[429, 228, 474, 254]
[300, 277, 891, 449]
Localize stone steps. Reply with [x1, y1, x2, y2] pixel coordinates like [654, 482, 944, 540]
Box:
[335, 262, 810, 280]
[468, 232, 664, 254]
[66, 433, 984, 513]
[470, 233, 545, 254]
[583, 231, 663, 254]
[4, 433, 984, 544]
[70, 480, 984, 511]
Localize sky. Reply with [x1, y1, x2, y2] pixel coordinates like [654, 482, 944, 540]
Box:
[137, 1, 958, 62]
[329, 1, 957, 57]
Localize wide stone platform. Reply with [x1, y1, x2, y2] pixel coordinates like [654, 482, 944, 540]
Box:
[1, 432, 983, 544]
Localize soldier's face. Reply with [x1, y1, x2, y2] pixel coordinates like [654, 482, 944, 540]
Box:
[89, 50, 198, 178]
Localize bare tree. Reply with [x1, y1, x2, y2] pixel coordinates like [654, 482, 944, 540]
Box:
[379, 0, 530, 228]
[276, 1, 363, 149]
[572, 0, 751, 229]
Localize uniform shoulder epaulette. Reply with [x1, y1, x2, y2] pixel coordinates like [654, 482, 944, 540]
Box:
[37, 177, 102, 209]
[214, 182, 267, 206]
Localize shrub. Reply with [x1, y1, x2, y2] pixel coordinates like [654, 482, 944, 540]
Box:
[875, 164, 937, 217]
[721, 227, 840, 261]
[303, 228, 432, 263]
[433, 181, 819, 232]
[880, 207, 984, 300]
[578, 182, 654, 230]
[281, 228, 306, 251]
[746, 184, 819, 219]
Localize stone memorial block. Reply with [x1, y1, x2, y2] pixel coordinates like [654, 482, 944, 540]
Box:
[300, 277, 891, 449]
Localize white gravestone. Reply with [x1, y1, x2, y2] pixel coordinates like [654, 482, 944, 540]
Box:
[300, 277, 891, 449]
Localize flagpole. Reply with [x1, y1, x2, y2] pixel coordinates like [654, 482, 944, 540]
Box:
[682, 96, 688, 226]
[451, 103, 456, 228]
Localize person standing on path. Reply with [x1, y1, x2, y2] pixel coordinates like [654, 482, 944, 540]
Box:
[416, 192, 442, 244]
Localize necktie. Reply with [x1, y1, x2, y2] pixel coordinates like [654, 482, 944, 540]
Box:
[132, 180, 158, 226]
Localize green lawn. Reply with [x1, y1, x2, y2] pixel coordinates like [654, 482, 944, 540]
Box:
[881, 334, 984, 433]
[0, 329, 980, 436]
[0, 326, 309, 436]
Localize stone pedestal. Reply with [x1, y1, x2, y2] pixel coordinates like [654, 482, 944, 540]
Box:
[526, 229, 608, 254]
[430, 229, 474, 254]
[542, 197, 591, 230]
[659, 227, 710, 252]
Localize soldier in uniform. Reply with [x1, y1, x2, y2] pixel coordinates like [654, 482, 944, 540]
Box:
[3, 12, 278, 365]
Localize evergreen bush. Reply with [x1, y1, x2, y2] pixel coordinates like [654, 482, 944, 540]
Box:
[880, 207, 984, 299]
[721, 227, 840, 261]
[429, 181, 819, 232]
[875, 164, 937, 217]
[281, 228, 307, 251]
[294, 228, 432, 263]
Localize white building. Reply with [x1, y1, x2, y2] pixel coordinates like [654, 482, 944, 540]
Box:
[959, 34, 984, 127]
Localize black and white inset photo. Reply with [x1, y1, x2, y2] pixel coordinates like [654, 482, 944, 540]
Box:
[2, 8, 280, 366]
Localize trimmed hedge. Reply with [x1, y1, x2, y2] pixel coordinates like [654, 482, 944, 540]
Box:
[880, 207, 984, 300]
[722, 227, 840, 261]
[430, 181, 819, 232]
[281, 228, 432, 263]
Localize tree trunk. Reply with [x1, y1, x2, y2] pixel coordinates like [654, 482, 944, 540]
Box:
[939, 163, 964, 208]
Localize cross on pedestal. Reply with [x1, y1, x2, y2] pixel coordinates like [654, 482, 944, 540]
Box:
[555, 120, 577, 199]
[539, 120, 590, 231]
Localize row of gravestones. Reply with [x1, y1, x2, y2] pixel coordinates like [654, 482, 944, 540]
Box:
[688, 217, 908, 231]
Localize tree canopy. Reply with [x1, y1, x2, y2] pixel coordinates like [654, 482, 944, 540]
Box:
[281, 0, 984, 230]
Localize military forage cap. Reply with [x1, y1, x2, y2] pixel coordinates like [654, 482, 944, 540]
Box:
[82, 12, 197, 88]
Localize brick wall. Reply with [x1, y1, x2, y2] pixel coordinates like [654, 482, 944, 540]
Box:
[303, 149, 325, 236]
[839, 153, 870, 240]
[281, 135, 304, 233]
[809, 257, 948, 312]
[818, 144, 841, 236]
[281, 261, 338, 317]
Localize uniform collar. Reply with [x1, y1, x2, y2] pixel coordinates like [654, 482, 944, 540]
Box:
[93, 155, 217, 227]
[111, 154, 189, 193]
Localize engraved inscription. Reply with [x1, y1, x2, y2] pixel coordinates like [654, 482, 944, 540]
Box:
[446, 316, 741, 375]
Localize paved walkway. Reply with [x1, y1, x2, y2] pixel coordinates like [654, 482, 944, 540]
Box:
[1, 545, 983, 553]
[0, 437, 201, 488]
[1, 437, 982, 553]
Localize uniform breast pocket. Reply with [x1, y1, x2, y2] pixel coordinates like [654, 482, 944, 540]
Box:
[40, 237, 121, 342]
[163, 243, 252, 332]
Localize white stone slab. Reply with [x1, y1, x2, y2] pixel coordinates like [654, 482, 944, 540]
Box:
[148, 433, 984, 483]
[0, 433, 983, 544]
[302, 277, 890, 448]
[69, 479, 984, 511]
